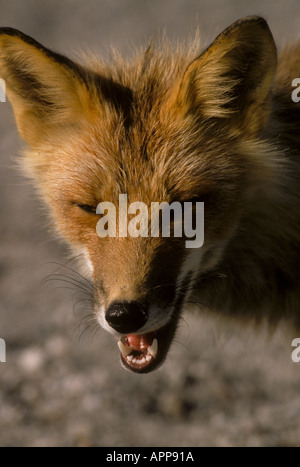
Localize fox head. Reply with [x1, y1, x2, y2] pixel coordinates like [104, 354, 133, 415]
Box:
[0, 17, 277, 373]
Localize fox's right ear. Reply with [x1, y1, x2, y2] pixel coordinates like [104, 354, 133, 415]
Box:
[0, 28, 95, 145]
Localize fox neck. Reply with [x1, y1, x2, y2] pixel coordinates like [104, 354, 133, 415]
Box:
[194, 140, 300, 325]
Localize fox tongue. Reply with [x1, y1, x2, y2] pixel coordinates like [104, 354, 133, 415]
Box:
[118, 332, 158, 361]
[126, 333, 153, 351]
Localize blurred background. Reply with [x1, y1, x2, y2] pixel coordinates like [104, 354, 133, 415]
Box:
[0, 0, 300, 447]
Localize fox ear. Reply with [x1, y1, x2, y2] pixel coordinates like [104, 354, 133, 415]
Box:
[176, 16, 277, 135]
[0, 28, 94, 145]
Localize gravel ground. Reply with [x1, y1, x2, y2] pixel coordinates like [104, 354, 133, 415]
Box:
[0, 0, 300, 447]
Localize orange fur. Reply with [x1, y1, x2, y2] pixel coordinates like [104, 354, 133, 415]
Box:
[1, 17, 300, 373]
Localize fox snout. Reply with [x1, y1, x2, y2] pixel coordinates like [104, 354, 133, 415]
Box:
[105, 300, 162, 373]
[103, 296, 180, 374]
[105, 300, 148, 334]
[93, 252, 194, 373]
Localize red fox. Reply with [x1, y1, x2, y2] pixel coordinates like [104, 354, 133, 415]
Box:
[1, 16, 300, 373]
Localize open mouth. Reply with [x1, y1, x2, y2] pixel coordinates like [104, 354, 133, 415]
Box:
[116, 274, 192, 374]
[117, 316, 180, 374]
[118, 332, 158, 373]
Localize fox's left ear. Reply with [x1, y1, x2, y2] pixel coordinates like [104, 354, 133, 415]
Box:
[176, 16, 277, 135]
[0, 28, 96, 145]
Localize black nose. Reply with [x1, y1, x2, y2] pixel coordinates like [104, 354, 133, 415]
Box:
[105, 301, 148, 334]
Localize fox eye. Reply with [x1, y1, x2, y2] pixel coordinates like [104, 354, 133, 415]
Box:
[75, 203, 97, 214]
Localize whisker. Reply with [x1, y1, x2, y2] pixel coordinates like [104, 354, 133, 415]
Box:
[43, 285, 91, 295]
[42, 272, 92, 289]
[78, 322, 98, 342]
[41, 260, 101, 344]
[90, 323, 101, 343]
[44, 261, 94, 288]
[41, 274, 93, 294]
[72, 312, 95, 337]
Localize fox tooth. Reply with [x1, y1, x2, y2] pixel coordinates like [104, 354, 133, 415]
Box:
[148, 338, 158, 358]
[118, 340, 133, 357]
